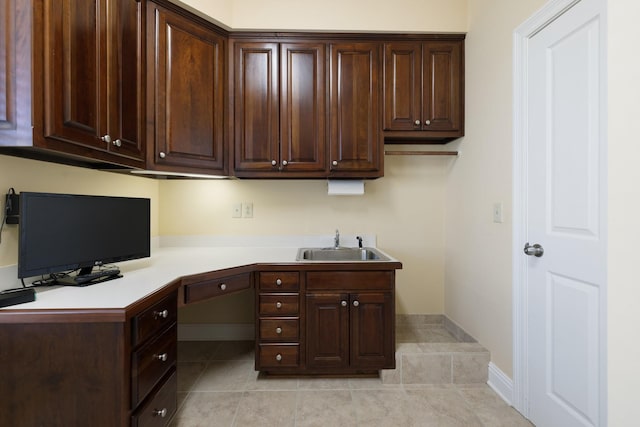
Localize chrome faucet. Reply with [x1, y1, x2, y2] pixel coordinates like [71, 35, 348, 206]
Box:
[356, 236, 363, 249]
[334, 229, 340, 249]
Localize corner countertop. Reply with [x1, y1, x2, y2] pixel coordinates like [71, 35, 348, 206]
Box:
[0, 235, 401, 312]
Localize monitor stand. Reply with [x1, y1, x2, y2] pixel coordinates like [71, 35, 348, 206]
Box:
[54, 267, 122, 287]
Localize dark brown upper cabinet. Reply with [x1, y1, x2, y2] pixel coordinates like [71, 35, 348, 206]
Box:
[231, 40, 327, 178]
[146, 1, 227, 175]
[383, 38, 464, 142]
[329, 42, 383, 177]
[0, 0, 146, 168]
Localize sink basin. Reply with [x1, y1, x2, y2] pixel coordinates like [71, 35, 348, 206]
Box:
[296, 247, 390, 262]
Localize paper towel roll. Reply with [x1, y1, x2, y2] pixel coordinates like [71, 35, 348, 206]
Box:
[327, 180, 365, 196]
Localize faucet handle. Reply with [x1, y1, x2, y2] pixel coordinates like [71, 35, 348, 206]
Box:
[356, 236, 363, 248]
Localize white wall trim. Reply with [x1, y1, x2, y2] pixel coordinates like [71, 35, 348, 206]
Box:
[178, 323, 255, 341]
[487, 362, 514, 407]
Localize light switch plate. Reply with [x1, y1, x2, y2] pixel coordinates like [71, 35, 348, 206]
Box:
[242, 202, 253, 218]
[232, 203, 242, 218]
[493, 202, 504, 223]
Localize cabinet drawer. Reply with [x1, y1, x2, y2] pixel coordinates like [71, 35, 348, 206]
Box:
[258, 344, 299, 368]
[259, 272, 299, 291]
[132, 293, 177, 347]
[306, 271, 393, 291]
[185, 272, 251, 304]
[131, 369, 177, 427]
[259, 318, 299, 341]
[132, 324, 177, 407]
[259, 294, 299, 316]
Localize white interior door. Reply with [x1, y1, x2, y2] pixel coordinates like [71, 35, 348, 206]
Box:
[521, 0, 607, 426]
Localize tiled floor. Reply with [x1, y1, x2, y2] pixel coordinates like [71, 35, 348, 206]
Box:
[171, 335, 532, 426]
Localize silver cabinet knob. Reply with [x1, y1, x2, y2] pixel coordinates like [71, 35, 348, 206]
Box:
[219, 283, 227, 291]
[153, 309, 169, 319]
[154, 353, 168, 362]
[271, 160, 277, 166]
[159, 152, 166, 159]
[341, 300, 347, 307]
[332, 160, 338, 166]
[353, 300, 360, 307]
[275, 327, 282, 335]
[524, 242, 544, 257]
[414, 120, 421, 126]
[275, 353, 283, 362]
[276, 278, 282, 286]
[282, 160, 288, 166]
[424, 120, 431, 126]
[153, 408, 167, 418]
[113, 139, 122, 147]
[276, 301, 283, 309]
[101, 134, 112, 144]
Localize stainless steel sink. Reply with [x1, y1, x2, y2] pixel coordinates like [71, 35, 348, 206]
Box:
[296, 247, 390, 262]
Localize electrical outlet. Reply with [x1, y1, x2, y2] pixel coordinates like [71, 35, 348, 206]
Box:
[493, 202, 504, 223]
[232, 203, 242, 218]
[242, 202, 253, 218]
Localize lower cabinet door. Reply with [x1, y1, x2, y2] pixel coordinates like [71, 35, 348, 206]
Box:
[306, 293, 349, 369]
[131, 369, 177, 427]
[350, 292, 395, 369]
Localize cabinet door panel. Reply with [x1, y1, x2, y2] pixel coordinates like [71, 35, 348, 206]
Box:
[42, 0, 106, 149]
[383, 42, 421, 131]
[329, 43, 381, 174]
[234, 42, 279, 171]
[306, 293, 349, 369]
[150, 3, 225, 171]
[280, 43, 326, 172]
[350, 292, 395, 369]
[423, 41, 462, 132]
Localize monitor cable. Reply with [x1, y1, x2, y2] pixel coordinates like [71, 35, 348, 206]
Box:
[0, 188, 16, 245]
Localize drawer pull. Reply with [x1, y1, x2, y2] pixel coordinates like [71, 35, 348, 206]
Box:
[341, 300, 347, 307]
[153, 408, 168, 418]
[275, 301, 283, 309]
[153, 309, 169, 319]
[275, 353, 282, 362]
[276, 278, 282, 286]
[275, 327, 282, 335]
[353, 300, 360, 307]
[154, 353, 168, 362]
[219, 283, 227, 291]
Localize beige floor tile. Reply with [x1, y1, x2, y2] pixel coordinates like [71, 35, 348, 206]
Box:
[178, 341, 220, 362]
[177, 362, 208, 392]
[351, 389, 414, 426]
[296, 390, 357, 427]
[452, 352, 490, 383]
[405, 387, 484, 426]
[246, 371, 299, 391]
[402, 353, 452, 384]
[297, 377, 351, 390]
[457, 385, 533, 427]
[170, 391, 242, 427]
[414, 327, 460, 343]
[212, 340, 255, 361]
[233, 391, 297, 427]
[191, 360, 253, 391]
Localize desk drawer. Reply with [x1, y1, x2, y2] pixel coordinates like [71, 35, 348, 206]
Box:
[131, 324, 177, 407]
[185, 272, 251, 304]
[132, 293, 177, 347]
[258, 272, 299, 291]
[258, 344, 299, 368]
[131, 369, 177, 427]
[259, 294, 299, 316]
[259, 318, 299, 341]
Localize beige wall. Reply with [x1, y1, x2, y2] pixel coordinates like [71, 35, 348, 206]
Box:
[0, 155, 160, 267]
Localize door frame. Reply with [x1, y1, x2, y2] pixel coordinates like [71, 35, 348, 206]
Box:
[511, 0, 607, 421]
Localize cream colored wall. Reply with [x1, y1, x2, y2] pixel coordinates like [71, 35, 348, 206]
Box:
[180, 0, 467, 32]
[607, 0, 640, 423]
[0, 155, 160, 267]
[167, 156, 450, 323]
[444, 0, 546, 378]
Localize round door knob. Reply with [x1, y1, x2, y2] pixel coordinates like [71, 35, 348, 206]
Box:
[154, 353, 168, 362]
[153, 408, 167, 418]
[424, 120, 431, 126]
[276, 301, 283, 309]
[276, 278, 282, 286]
[275, 353, 283, 362]
[113, 139, 122, 147]
[341, 300, 347, 307]
[353, 300, 360, 307]
[271, 160, 277, 166]
[219, 283, 227, 291]
[282, 160, 288, 166]
[332, 160, 338, 166]
[153, 309, 169, 319]
[159, 152, 166, 159]
[276, 327, 282, 334]
[524, 242, 544, 257]
[101, 134, 112, 144]
[414, 120, 421, 126]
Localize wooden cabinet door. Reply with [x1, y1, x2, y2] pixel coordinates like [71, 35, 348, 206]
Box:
[279, 43, 327, 174]
[383, 42, 421, 131]
[148, 2, 226, 172]
[422, 41, 463, 132]
[233, 42, 279, 172]
[329, 43, 382, 176]
[41, 0, 107, 150]
[306, 293, 349, 369]
[350, 292, 395, 369]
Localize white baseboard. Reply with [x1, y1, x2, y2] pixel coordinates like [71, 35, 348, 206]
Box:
[487, 362, 514, 406]
[178, 323, 255, 341]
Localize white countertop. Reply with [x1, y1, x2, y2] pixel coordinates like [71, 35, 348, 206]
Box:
[0, 235, 400, 311]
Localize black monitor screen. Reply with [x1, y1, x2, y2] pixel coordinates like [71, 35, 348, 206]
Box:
[18, 192, 150, 279]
